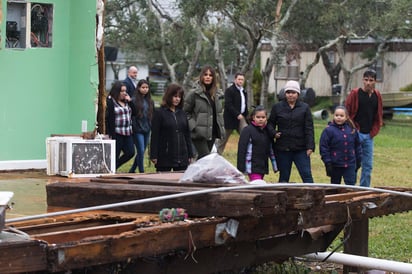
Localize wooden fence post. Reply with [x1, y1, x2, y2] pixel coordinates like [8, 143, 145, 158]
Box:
[343, 217, 369, 273]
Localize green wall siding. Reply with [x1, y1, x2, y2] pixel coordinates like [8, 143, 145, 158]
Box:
[0, 0, 98, 163]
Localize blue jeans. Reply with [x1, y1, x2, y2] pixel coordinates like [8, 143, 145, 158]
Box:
[129, 131, 150, 173]
[358, 132, 374, 187]
[114, 134, 135, 169]
[330, 166, 356, 185]
[276, 150, 314, 183]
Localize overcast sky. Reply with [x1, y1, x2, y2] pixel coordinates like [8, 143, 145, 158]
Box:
[156, 0, 179, 17]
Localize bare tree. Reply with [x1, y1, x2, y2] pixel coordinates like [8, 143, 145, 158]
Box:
[148, 0, 183, 83]
[260, 0, 299, 109]
[288, 0, 411, 104]
[223, 0, 277, 107]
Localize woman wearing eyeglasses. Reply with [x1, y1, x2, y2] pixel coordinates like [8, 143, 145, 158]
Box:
[183, 65, 225, 159]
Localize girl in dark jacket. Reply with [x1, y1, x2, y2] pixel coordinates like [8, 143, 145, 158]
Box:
[150, 83, 194, 172]
[237, 106, 277, 181]
[320, 106, 362, 185]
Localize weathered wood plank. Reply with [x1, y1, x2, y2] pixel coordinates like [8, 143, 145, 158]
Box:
[32, 221, 139, 243]
[96, 172, 183, 183]
[32, 211, 346, 272]
[64, 225, 343, 274]
[93, 174, 328, 210]
[93, 176, 324, 208]
[92, 176, 240, 187]
[253, 186, 325, 209]
[11, 219, 118, 235]
[5, 169, 412, 273]
[344, 218, 369, 273]
[325, 191, 376, 202]
[46, 182, 412, 230]
[44, 217, 340, 272]
[237, 194, 412, 241]
[5, 189, 412, 273]
[6, 211, 158, 235]
[0, 233, 47, 273]
[4, 206, 348, 272]
[304, 194, 412, 226]
[46, 182, 288, 217]
[46, 218, 224, 272]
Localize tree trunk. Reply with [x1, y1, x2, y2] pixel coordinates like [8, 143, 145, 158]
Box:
[260, 56, 273, 109]
[183, 26, 203, 91]
[259, 0, 298, 109]
[242, 39, 260, 111]
[110, 62, 120, 80]
[320, 51, 341, 92]
[214, 32, 228, 90]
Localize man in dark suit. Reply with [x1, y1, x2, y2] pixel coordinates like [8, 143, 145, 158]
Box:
[217, 72, 248, 154]
[123, 66, 138, 97]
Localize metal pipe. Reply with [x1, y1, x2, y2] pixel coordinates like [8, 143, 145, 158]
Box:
[6, 183, 412, 223]
[303, 252, 412, 274]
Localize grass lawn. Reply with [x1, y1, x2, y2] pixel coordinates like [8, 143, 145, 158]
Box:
[118, 114, 412, 263]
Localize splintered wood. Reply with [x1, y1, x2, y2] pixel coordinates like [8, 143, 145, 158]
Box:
[2, 172, 411, 274]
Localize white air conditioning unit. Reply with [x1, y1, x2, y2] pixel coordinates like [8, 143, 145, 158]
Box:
[46, 137, 116, 177]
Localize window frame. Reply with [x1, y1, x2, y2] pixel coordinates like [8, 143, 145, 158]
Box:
[5, 0, 53, 49]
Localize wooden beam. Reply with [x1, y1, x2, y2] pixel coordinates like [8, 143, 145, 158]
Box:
[46, 182, 288, 217]
[92, 177, 327, 210]
[43, 217, 342, 272]
[45, 218, 223, 271]
[324, 191, 376, 202]
[0, 233, 47, 273]
[87, 225, 343, 274]
[32, 221, 138, 243]
[5, 188, 412, 273]
[343, 218, 369, 274]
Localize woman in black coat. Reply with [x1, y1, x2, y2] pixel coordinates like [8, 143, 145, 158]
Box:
[150, 83, 194, 172]
[267, 80, 315, 183]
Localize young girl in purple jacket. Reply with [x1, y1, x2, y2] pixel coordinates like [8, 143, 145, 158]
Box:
[319, 106, 362, 185]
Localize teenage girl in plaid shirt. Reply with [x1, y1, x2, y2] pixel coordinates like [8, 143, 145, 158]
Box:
[106, 81, 136, 169]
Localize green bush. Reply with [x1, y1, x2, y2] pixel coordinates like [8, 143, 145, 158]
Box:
[400, 83, 412, 91]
